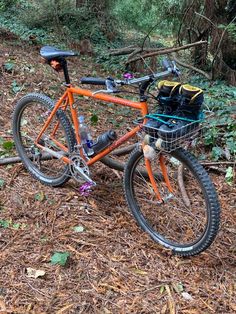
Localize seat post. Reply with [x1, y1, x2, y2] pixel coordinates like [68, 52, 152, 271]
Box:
[61, 58, 70, 85]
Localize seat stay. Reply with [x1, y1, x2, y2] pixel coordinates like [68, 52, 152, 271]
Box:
[35, 91, 68, 144]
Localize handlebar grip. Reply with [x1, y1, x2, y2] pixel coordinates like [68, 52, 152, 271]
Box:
[80, 77, 106, 85]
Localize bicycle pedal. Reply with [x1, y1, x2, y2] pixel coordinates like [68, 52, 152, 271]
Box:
[79, 182, 96, 196]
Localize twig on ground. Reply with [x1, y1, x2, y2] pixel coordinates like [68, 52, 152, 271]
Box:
[112, 144, 136, 156]
[177, 164, 191, 207]
[0, 153, 53, 165]
[201, 161, 235, 166]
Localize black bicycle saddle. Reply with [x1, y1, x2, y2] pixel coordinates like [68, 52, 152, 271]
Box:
[40, 46, 78, 60]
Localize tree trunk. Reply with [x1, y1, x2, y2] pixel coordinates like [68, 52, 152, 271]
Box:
[180, 0, 236, 85]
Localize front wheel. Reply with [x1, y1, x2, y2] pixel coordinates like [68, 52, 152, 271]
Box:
[124, 147, 220, 256]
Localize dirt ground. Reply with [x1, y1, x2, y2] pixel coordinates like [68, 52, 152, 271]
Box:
[0, 36, 236, 314]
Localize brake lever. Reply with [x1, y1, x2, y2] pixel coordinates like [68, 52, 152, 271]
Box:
[92, 89, 114, 95]
[91, 78, 118, 95]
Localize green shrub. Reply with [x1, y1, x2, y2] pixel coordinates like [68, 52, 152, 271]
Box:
[0, 0, 17, 12]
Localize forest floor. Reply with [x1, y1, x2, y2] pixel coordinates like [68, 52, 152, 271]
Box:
[0, 35, 236, 314]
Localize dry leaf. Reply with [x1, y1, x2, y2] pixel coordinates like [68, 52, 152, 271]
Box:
[230, 303, 236, 311]
[165, 285, 176, 314]
[172, 282, 184, 293]
[26, 267, 46, 278]
[56, 303, 75, 314]
[160, 303, 167, 314]
[0, 298, 7, 311]
[88, 199, 98, 209]
[182, 291, 193, 301]
[132, 268, 148, 275]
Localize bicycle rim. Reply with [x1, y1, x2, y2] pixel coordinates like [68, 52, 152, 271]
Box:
[15, 99, 71, 182]
[126, 149, 215, 252]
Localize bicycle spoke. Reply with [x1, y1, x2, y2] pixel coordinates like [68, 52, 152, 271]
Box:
[129, 151, 208, 247]
[13, 94, 75, 186]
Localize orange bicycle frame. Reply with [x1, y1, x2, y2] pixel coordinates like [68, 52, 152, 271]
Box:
[35, 84, 173, 201]
[35, 85, 148, 165]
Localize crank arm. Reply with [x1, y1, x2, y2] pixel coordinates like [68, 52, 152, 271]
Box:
[73, 164, 96, 185]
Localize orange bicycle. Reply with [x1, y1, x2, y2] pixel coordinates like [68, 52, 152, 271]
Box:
[12, 46, 220, 256]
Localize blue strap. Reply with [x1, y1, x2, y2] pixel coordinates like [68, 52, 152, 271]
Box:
[145, 114, 172, 126]
[146, 112, 204, 123]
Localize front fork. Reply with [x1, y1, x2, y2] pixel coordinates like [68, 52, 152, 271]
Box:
[142, 142, 173, 203]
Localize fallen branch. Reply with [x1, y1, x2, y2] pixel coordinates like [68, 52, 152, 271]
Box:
[109, 46, 172, 56]
[177, 164, 191, 207]
[0, 153, 53, 165]
[0, 156, 21, 165]
[109, 47, 139, 56]
[172, 53, 212, 80]
[112, 144, 136, 156]
[201, 161, 235, 166]
[0, 145, 136, 166]
[203, 166, 226, 174]
[126, 40, 207, 64]
[127, 48, 142, 61]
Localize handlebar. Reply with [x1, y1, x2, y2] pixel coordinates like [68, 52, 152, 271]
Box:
[80, 77, 106, 85]
[80, 60, 180, 95]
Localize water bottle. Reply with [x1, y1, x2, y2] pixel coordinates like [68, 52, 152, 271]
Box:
[78, 115, 94, 156]
[92, 130, 117, 154]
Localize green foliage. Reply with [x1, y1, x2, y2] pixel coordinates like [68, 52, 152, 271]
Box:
[0, 219, 26, 229]
[0, 179, 5, 188]
[189, 76, 236, 162]
[2, 140, 14, 151]
[73, 225, 85, 233]
[0, 0, 16, 12]
[0, 3, 51, 43]
[113, 0, 183, 35]
[219, 23, 236, 43]
[0, 0, 117, 45]
[0, 1, 234, 170]
[0, 219, 10, 228]
[11, 80, 22, 94]
[211, 147, 223, 161]
[90, 114, 99, 124]
[50, 252, 70, 266]
[225, 166, 234, 186]
[34, 191, 45, 202]
[4, 61, 15, 72]
[0, 138, 14, 157]
[95, 41, 127, 72]
[227, 23, 236, 43]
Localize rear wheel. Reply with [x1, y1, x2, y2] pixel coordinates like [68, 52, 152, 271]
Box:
[124, 147, 220, 256]
[12, 93, 76, 186]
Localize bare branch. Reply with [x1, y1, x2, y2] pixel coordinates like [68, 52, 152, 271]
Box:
[0, 154, 53, 165]
[195, 12, 218, 29]
[172, 53, 212, 80]
[112, 144, 136, 156]
[201, 161, 235, 166]
[126, 41, 208, 65]
[177, 164, 191, 207]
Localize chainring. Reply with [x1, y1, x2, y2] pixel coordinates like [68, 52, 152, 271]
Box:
[69, 153, 91, 183]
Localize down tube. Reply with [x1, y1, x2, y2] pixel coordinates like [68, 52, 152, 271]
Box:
[87, 125, 142, 166]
